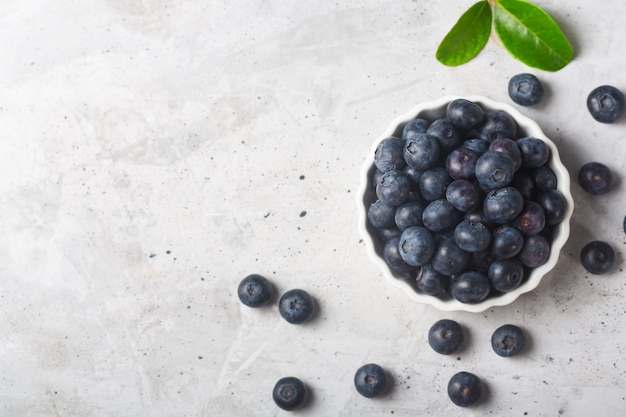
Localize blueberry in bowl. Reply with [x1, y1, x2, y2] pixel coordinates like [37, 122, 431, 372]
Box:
[357, 96, 574, 313]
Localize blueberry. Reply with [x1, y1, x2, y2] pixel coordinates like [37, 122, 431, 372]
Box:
[402, 118, 430, 140]
[419, 166, 452, 201]
[414, 263, 449, 297]
[461, 138, 490, 156]
[384, 236, 415, 273]
[278, 289, 315, 324]
[445, 147, 479, 180]
[578, 161, 612, 195]
[531, 165, 557, 191]
[474, 110, 517, 142]
[367, 199, 396, 229]
[518, 234, 550, 268]
[354, 363, 388, 398]
[446, 179, 482, 213]
[470, 249, 495, 273]
[428, 319, 464, 355]
[475, 151, 516, 190]
[580, 240, 615, 274]
[491, 225, 524, 259]
[488, 258, 524, 292]
[454, 220, 491, 252]
[404, 133, 440, 169]
[398, 226, 435, 266]
[376, 170, 410, 207]
[432, 237, 471, 276]
[516, 137, 550, 169]
[237, 274, 274, 307]
[422, 199, 463, 233]
[450, 271, 491, 304]
[377, 226, 402, 243]
[273, 376, 308, 410]
[394, 200, 426, 231]
[403, 165, 424, 190]
[446, 98, 485, 130]
[510, 171, 536, 200]
[427, 118, 462, 153]
[374, 137, 406, 173]
[488, 138, 522, 172]
[535, 189, 567, 226]
[587, 85, 625, 123]
[512, 201, 546, 236]
[464, 210, 497, 230]
[508, 73, 544, 106]
[447, 371, 483, 407]
[491, 324, 526, 357]
[482, 187, 524, 224]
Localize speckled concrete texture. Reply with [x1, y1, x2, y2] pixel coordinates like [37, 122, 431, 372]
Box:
[1, 1, 625, 416]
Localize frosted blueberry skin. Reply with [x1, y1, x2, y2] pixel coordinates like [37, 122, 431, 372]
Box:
[402, 118, 430, 140]
[376, 170, 410, 207]
[578, 161, 612, 195]
[447, 371, 484, 407]
[446, 98, 485, 130]
[278, 289, 316, 324]
[374, 137, 406, 173]
[399, 226, 435, 267]
[415, 263, 449, 297]
[474, 110, 517, 142]
[383, 236, 415, 273]
[237, 274, 273, 308]
[475, 151, 516, 190]
[488, 258, 524, 292]
[450, 271, 491, 304]
[428, 319, 464, 355]
[508, 73, 544, 106]
[354, 364, 389, 398]
[491, 324, 526, 357]
[581, 240, 615, 275]
[273, 377, 307, 410]
[427, 118, 462, 153]
[587, 85, 625, 123]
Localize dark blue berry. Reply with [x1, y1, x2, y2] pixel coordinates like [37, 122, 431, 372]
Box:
[512, 201, 545, 236]
[394, 200, 426, 230]
[419, 166, 452, 201]
[488, 138, 522, 172]
[491, 324, 526, 357]
[446, 179, 482, 213]
[278, 289, 315, 324]
[580, 240, 615, 274]
[376, 170, 410, 207]
[482, 187, 524, 224]
[578, 161, 612, 195]
[377, 227, 402, 243]
[432, 237, 471, 276]
[446, 98, 485, 130]
[450, 271, 491, 304]
[488, 258, 524, 292]
[516, 137, 550, 169]
[447, 371, 483, 407]
[531, 165, 557, 191]
[367, 199, 396, 229]
[427, 118, 462, 153]
[462, 138, 490, 155]
[587, 85, 625, 123]
[474, 110, 517, 142]
[374, 137, 406, 173]
[402, 118, 430, 140]
[511, 171, 536, 200]
[508, 73, 544, 106]
[273, 377, 307, 410]
[454, 220, 491, 252]
[475, 151, 516, 190]
[536, 189, 567, 226]
[519, 234, 550, 268]
[491, 225, 524, 259]
[404, 133, 440, 169]
[470, 248, 495, 273]
[354, 363, 388, 398]
[383, 236, 415, 273]
[403, 165, 424, 190]
[399, 226, 435, 266]
[415, 263, 449, 297]
[445, 147, 479, 179]
[422, 199, 463, 233]
[428, 319, 464, 355]
[237, 274, 273, 307]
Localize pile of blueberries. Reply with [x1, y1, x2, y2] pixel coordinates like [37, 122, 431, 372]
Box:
[367, 97, 568, 304]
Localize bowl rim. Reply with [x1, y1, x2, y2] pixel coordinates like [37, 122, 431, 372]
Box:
[356, 95, 574, 313]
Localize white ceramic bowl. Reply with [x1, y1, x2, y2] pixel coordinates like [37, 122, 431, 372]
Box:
[357, 95, 574, 313]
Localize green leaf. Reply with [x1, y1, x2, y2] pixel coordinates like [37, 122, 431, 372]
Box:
[436, 1, 492, 66]
[493, 0, 573, 71]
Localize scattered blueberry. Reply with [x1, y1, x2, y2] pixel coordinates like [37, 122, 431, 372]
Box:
[428, 319, 464, 355]
[354, 363, 388, 398]
[273, 376, 308, 410]
[580, 240, 615, 274]
[508, 73, 544, 106]
[278, 289, 315, 324]
[237, 274, 273, 307]
[491, 324, 526, 357]
[447, 371, 484, 407]
[587, 85, 625, 123]
[578, 161, 612, 195]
